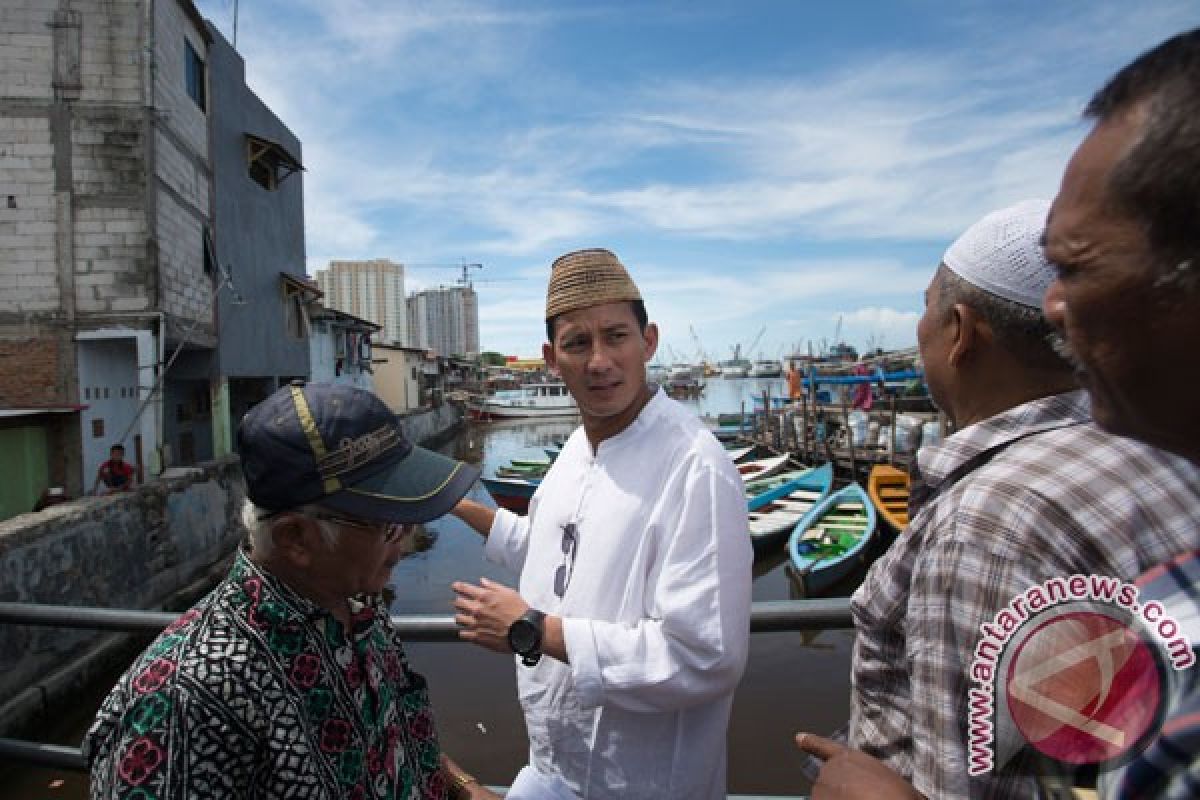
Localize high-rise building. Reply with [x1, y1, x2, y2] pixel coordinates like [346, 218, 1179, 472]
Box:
[314, 259, 407, 345]
[407, 286, 479, 359]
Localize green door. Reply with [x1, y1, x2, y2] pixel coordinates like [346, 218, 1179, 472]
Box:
[0, 425, 49, 521]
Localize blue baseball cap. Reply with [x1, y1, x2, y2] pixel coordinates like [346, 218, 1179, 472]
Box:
[238, 383, 479, 523]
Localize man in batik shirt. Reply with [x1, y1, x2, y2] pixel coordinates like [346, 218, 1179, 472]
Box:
[85, 383, 492, 799]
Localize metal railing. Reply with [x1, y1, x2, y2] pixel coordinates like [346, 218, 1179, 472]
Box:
[0, 599, 852, 776]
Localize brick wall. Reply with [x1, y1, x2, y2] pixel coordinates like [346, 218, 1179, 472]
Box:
[152, 1, 213, 328]
[0, 114, 59, 313]
[0, 336, 64, 406]
[0, 5, 54, 101]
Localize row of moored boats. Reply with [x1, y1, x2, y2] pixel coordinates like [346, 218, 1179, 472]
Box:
[481, 445, 912, 597]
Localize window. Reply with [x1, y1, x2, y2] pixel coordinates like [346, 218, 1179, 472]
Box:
[280, 274, 319, 340]
[185, 40, 206, 111]
[246, 134, 304, 190]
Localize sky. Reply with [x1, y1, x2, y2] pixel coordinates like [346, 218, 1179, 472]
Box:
[195, 0, 1196, 361]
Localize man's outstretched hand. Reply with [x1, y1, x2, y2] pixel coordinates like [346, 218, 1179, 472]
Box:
[452, 578, 528, 652]
[794, 732, 923, 800]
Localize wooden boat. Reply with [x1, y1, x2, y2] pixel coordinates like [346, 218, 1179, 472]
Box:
[868, 464, 910, 535]
[481, 476, 540, 513]
[735, 453, 790, 482]
[744, 469, 808, 499]
[495, 465, 549, 479]
[468, 383, 578, 420]
[746, 464, 834, 556]
[787, 483, 877, 596]
[724, 445, 754, 463]
[510, 458, 552, 469]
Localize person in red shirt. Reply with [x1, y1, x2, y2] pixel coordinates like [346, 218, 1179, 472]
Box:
[93, 444, 135, 495]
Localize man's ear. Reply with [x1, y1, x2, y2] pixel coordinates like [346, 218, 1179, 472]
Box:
[948, 303, 988, 367]
[542, 341, 558, 376]
[271, 513, 317, 568]
[642, 322, 659, 362]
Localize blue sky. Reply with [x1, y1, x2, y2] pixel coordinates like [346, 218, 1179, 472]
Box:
[195, 0, 1196, 361]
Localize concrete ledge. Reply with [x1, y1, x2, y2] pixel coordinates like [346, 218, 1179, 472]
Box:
[0, 458, 246, 735]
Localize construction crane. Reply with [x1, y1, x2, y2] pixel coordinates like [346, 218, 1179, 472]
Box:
[688, 325, 712, 370]
[405, 262, 483, 288]
[746, 324, 767, 360]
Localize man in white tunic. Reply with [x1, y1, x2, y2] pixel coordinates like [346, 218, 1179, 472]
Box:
[451, 248, 753, 799]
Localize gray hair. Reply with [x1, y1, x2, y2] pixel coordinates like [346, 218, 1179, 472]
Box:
[241, 499, 341, 557]
[935, 265, 1070, 372]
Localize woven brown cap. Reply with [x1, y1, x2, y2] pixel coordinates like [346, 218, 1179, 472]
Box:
[545, 248, 643, 320]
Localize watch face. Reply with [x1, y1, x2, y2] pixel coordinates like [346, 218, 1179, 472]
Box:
[508, 619, 539, 654]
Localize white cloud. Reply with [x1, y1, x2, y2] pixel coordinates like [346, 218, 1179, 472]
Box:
[193, 0, 1196, 355]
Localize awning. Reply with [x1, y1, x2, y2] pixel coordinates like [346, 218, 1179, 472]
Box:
[0, 406, 87, 418]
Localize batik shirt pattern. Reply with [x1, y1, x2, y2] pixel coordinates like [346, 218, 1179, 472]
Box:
[85, 550, 446, 800]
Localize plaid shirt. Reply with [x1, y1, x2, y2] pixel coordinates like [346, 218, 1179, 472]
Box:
[1102, 548, 1200, 800]
[850, 390, 1200, 799]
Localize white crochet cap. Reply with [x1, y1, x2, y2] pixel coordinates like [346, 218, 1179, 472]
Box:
[943, 199, 1053, 308]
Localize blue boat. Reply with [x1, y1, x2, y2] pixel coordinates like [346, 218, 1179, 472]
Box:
[481, 476, 539, 513]
[786, 483, 877, 596]
[746, 463, 834, 556]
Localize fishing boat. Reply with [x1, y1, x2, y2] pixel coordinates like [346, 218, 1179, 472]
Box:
[495, 464, 550, 479]
[721, 363, 750, 379]
[724, 445, 754, 463]
[867, 464, 910, 536]
[510, 457, 552, 469]
[745, 464, 833, 556]
[744, 469, 810, 500]
[481, 476, 540, 513]
[736, 453, 791, 482]
[749, 359, 782, 378]
[468, 383, 578, 421]
[787, 483, 877, 596]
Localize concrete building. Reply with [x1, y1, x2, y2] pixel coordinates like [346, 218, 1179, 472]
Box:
[0, 1, 309, 514]
[307, 305, 379, 392]
[372, 342, 429, 413]
[0, 0, 216, 502]
[206, 22, 310, 454]
[315, 258, 407, 346]
[406, 285, 479, 359]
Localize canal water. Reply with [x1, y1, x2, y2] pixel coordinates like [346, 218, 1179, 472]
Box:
[3, 377, 859, 798]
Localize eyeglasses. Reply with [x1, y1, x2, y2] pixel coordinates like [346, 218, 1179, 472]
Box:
[554, 522, 578, 598]
[311, 512, 409, 544]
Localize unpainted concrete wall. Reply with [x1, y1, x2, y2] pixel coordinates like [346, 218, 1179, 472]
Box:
[0, 456, 246, 714]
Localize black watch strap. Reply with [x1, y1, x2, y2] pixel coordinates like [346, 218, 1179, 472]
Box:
[509, 608, 546, 667]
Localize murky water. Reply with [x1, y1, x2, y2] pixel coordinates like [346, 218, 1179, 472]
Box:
[1, 380, 859, 797]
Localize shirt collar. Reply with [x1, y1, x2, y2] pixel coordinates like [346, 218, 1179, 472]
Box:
[232, 548, 387, 632]
[594, 384, 666, 456]
[916, 389, 1090, 490]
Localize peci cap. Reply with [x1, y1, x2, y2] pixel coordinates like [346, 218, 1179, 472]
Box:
[545, 248, 643, 320]
[943, 199, 1054, 308]
[237, 383, 479, 523]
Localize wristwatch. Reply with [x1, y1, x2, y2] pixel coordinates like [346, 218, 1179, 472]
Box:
[507, 608, 546, 667]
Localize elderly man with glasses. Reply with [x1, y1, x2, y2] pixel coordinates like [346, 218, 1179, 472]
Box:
[85, 382, 494, 800]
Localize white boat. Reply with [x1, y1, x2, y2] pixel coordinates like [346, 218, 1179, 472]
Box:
[468, 383, 578, 420]
[722, 364, 750, 379]
[749, 359, 782, 378]
[735, 453, 791, 482]
[647, 363, 670, 383]
[668, 363, 704, 382]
